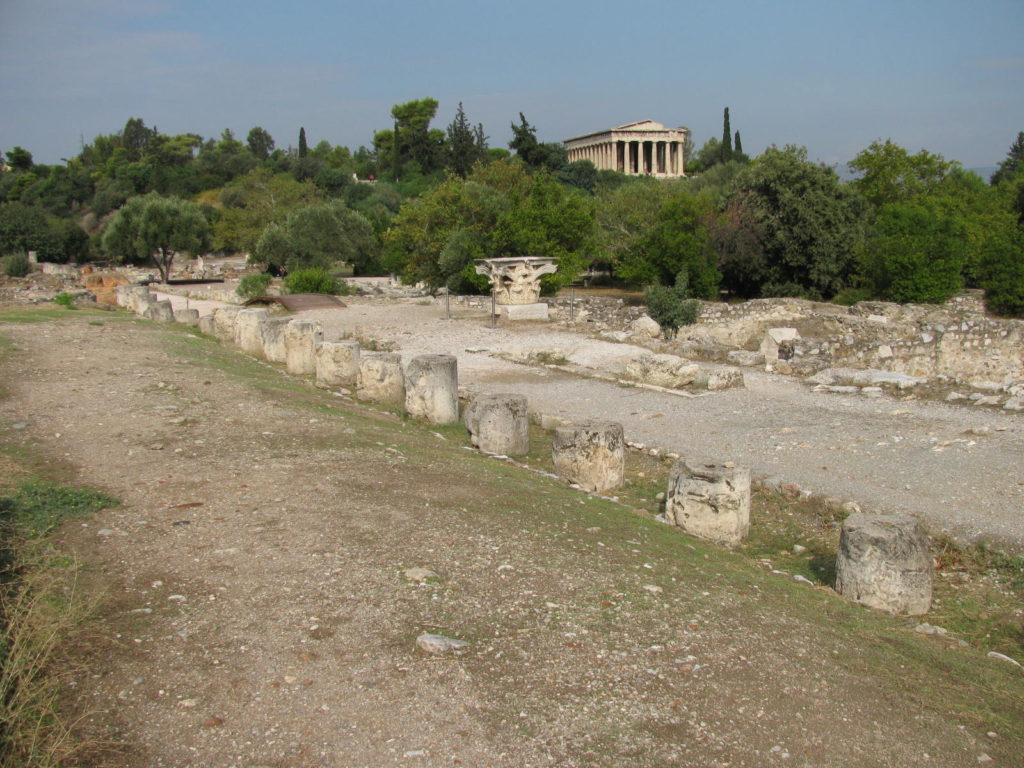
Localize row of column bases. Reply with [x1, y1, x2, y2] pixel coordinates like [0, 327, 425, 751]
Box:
[567, 140, 685, 176]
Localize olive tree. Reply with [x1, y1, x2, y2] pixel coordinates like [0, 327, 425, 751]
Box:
[102, 194, 210, 282]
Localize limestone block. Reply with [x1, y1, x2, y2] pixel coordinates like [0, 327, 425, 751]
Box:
[144, 300, 175, 323]
[630, 315, 662, 338]
[259, 317, 290, 363]
[198, 314, 216, 335]
[726, 350, 765, 367]
[357, 353, 405, 405]
[552, 420, 625, 494]
[404, 354, 459, 424]
[117, 284, 147, 309]
[760, 327, 800, 368]
[316, 340, 360, 388]
[134, 292, 158, 316]
[666, 460, 751, 546]
[235, 308, 269, 356]
[283, 319, 323, 375]
[624, 353, 699, 389]
[835, 513, 932, 615]
[694, 369, 745, 391]
[464, 393, 529, 456]
[174, 308, 200, 326]
[500, 303, 549, 321]
[212, 306, 241, 341]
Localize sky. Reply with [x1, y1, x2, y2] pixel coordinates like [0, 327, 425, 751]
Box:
[1, 0, 1022, 171]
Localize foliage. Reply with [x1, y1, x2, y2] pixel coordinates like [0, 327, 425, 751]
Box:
[4, 146, 33, 172]
[978, 227, 1024, 316]
[726, 146, 868, 299]
[849, 140, 957, 208]
[990, 132, 1024, 186]
[284, 267, 347, 295]
[252, 201, 377, 274]
[2, 252, 30, 277]
[721, 107, 733, 163]
[246, 126, 275, 160]
[509, 113, 567, 173]
[616, 190, 720, 297]
[2, 481, 118, 540]
[643, 272, 700, 338]
[558, 160, 598, 193]
[213, 169, 322, 254]
[237, 272, 272, 298]
[52, 293, 75, 309]
[445, 102, 488, 178]
[102, 194, 211, 282]
[858, 202, 967, 304]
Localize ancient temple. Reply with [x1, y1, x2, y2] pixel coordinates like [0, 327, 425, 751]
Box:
[564, 120, 687, 177]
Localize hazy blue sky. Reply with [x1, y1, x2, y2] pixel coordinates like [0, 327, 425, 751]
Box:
[1, 0, 1022, 170]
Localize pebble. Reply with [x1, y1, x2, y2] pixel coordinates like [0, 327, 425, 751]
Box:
[11, 422, 27, 430]
[793, 575, 814, 586]
[642, 584, 663, 594]
[416, 633, 468, 654]
[986, 651, 1021, 668]
[403, 567, 438, 583]
[792, 544, 807, 554]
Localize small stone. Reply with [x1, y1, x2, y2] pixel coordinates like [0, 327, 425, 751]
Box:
[977, 754, 993, 764]
[642, 584, 663, 594]
[11, 422, 27, 430]
[167, 594, 186, 602]
[416, 633, 468, 654]
[178, 698, 198, 708]
[986, 651, 1021, 667]
[202, 716, 224, 728]
[792, 544, 807, 555]
[793, 574, 814, 585]
[404, 567, 438, 583]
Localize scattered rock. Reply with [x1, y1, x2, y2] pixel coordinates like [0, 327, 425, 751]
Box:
[416, 633, 468, 654]
[404, 567, 438, 583]
[986, 651, 1021, 668]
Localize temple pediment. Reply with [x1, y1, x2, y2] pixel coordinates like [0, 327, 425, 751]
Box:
[614, 120, 665, 131]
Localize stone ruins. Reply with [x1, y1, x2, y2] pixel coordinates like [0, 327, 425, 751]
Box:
[564, 120, 687, 177]
[474, 256, 558, 321]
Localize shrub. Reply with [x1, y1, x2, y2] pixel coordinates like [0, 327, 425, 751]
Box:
[644, 271, 700, 339]
[832, 287, 875, 306]
[237, 272, 272, 299]
[2, 252, 30, 278]
[52, 292, 75, 309]
[284, 267, 350, 295]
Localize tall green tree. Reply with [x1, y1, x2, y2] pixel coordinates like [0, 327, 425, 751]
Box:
[298, 127, 309, 158]
[4, 146, 33, 172]
[721, 107, 733, 163]
[509, 113, 567, 173]
[102, 194, 210, 282]
[734, 131, 743, 156]
[848, 140, 956, 208]
[252, 201, 377, 274]
[246, 127, 275, 160]
[990, 131, 1024, 186]
[445, 102, 484, 178]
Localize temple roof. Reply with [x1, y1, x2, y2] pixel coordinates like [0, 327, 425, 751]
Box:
[564, 120, 686, 144]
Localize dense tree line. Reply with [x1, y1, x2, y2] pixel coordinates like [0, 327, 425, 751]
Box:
[2, 105, 1022, 316]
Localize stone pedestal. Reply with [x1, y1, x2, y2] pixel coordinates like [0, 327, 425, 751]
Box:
[235, 308, 269, 356]
[144, 300, 175, 323]
[198, 314, 216, 335]
[316, 340, 360, 388]
[283, 319, 323, 375]
[174, 308, 200, 327]
[259, 317, 291, 363]
[357, 353, 405, 406]
[464, 393, 529, 456]
[552, 421, 624, 493]
[666, 460, 750, 546]
[405, 354, 459, 424]
[134, 292, 158, 316]
[835, 513, 932, 615]
[212, 306, 242, 341]
[118, 285, 148, 310]
[500, 303, 549, 321]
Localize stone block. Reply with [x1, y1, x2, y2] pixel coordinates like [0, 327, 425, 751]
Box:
[552, 420, 624, 494]
[283, 319, 323, 375]
[357, 353, 405, 406]
[198, 314, 216, 335]
[259, 317, 290, 363]
[835, 513, 932, 615]
[760, 327, 800, 369]
[144, 299, 175, 323]
[316, 340, 360, 388]
[499, 303, 549, 321]
[464, 393, 529, 456]
[694, 369, 745, 391]
[174, 308, 200, 326]
[666, 460, 751, 546]
[630, 314, 662, 338]
[405, 354, 459, 424]
[624, 353, 699, 389]
[212, 306, 241, 341]
[134, 292, 158, 316]
[235, 308, 269, 356]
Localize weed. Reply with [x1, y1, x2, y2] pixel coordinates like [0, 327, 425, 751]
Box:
[51, 294, 76, 309]
[1, 482, 118, 540]
[526, 350, 570, 367]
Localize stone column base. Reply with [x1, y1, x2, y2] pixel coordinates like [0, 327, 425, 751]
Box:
[499, 303, 549, 321]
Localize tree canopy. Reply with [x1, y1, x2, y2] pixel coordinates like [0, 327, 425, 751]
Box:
[102, 195, 210, 281]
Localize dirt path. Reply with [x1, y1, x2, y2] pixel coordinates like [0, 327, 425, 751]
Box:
[1, 309, 1022, 767]
[302, 298, 1024, 550]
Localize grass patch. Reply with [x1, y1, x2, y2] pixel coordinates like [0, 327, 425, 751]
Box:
[0, 482, 119, 540]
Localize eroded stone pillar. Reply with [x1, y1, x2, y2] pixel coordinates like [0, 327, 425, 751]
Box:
[145, 300, 175, 323]
[835, 513, 932, 615]
[283, 319, 323, 375]
[212, 306, 241, 341]
[235, 308, 269, 356]
[174, 308, 200, 327]
[552, 420, 624, 493]
[404, 354, 459, 424]
[259, 317, 290, 363]
[666, 460, 751, 546]
[357, 353, 405, 406]
[134, 292, 158, 316]
[464, 393, 529, 456]
[316, 340, 360, 388]
[198, 314, 216, 335]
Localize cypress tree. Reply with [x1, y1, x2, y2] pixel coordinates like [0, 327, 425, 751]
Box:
[721, 108, 732, 162]
[734, 131, 743, 155]
[392, 119, 401, 179]
[298, 127, 308, 158]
